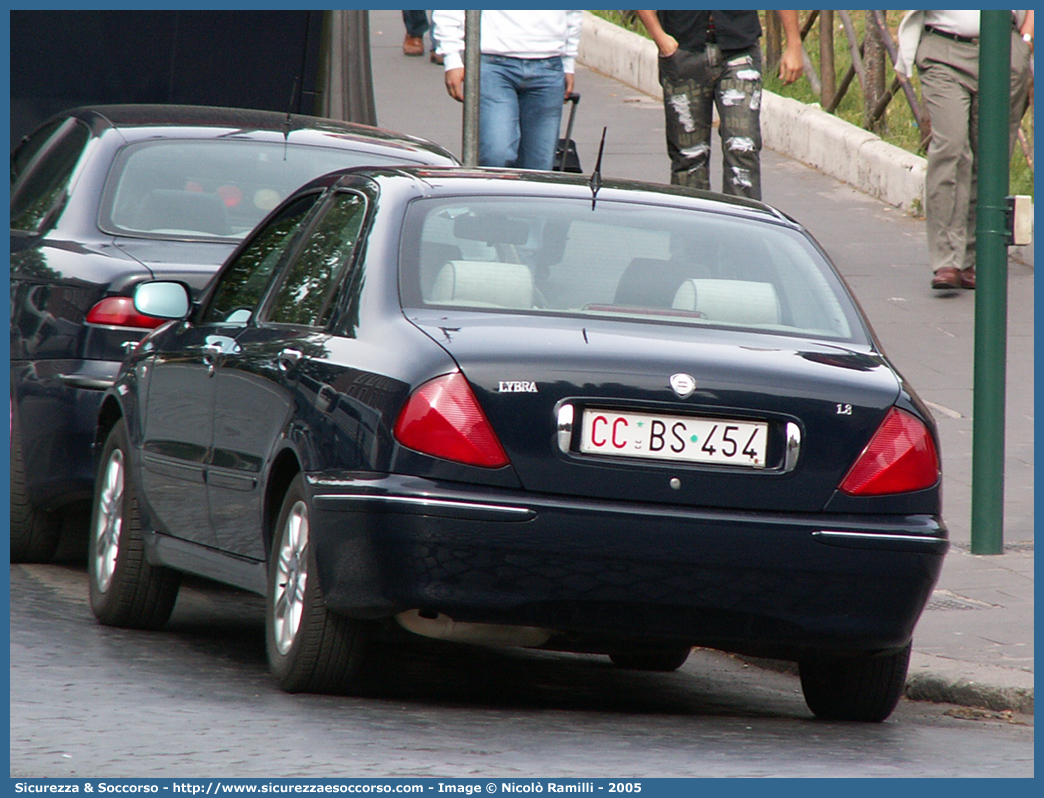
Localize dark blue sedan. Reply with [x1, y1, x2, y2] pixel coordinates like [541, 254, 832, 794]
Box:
[89, 167, 947, 722]
[10, 105, 457, 562]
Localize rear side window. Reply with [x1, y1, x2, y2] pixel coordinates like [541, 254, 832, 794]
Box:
[10, 118, 91, 234]
[266, 191, 368, 327]
[400, 196, 861, 342]
[202, 193, 322, 325]
[11, 118, 64, 186]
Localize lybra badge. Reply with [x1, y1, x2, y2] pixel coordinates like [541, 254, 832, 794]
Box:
[498, 380, 538, 393]
[670, 373, 696, 398]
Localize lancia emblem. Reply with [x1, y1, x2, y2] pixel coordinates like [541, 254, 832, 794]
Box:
[670, 373, 696, 398]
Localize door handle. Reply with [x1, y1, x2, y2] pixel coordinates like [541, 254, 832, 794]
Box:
[316, 384, 338, 413]
[278, 348, 303, 372]
[201, 343, 222, 377]
[201, 343, 222, 363]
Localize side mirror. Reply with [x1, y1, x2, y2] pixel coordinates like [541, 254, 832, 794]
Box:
[134, 281, 191, 320]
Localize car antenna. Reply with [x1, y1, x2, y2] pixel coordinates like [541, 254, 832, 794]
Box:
[284, 76, 300, 160]
[589, 127, 607, 210]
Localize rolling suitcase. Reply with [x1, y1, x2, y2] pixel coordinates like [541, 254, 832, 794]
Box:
[553, 92, 582, 172]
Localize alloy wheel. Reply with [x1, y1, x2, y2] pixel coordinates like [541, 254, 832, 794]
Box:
[93, 448, 125, 593]
[272, 500, 309, 655]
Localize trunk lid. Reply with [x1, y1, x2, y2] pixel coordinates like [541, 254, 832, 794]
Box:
[114, 237, 239, 294]
[408, 311, 901, 513]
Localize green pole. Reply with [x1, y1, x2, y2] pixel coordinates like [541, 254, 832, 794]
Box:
[970, 11, 1011, 555]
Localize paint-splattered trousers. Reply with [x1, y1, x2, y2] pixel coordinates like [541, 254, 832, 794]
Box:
[657, 43, 763, 200]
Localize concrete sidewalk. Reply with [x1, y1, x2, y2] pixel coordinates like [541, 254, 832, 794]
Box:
[367, 10, 1033, 715]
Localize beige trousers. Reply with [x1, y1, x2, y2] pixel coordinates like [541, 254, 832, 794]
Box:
[916, 29, 1032, 273]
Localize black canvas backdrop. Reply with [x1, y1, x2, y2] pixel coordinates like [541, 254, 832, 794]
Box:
[11, 10, 324, 144]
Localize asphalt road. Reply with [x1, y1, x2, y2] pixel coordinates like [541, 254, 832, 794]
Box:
[10, 559, 1034, 779]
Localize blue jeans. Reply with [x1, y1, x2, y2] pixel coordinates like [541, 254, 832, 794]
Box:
[479, 54, 565, 170]
[402, 10, 428, 37]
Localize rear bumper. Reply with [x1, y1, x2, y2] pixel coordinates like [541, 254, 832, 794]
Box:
[307, 474, 947, 661]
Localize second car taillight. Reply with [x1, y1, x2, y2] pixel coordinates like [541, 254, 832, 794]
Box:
[839, 407, 940, 496]
[393, 372, 509, 468]
[85, 297, 169, 329]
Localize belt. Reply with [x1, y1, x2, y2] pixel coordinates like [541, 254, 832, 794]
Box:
[925, 25, 978, 45]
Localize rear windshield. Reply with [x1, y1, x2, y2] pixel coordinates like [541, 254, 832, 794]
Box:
[100, 139, 411, 240]
[400, 196, 863, 342]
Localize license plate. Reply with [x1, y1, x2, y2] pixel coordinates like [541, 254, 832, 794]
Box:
[579, 408, 768, 468]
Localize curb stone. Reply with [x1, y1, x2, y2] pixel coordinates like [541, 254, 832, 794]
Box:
[906, 653, 1035, 715]
[733, 652, 1034, 716]
[906, 672, 1034, 716]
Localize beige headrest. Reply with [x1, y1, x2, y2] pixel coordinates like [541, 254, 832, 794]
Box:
[672, 279, 781, 325]
[430, 260, 534, 309]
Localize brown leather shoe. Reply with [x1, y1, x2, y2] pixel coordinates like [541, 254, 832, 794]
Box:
[959, 267, 976, 289]
[430, 50, 444, 65]
[931, 266, 960, 289]
[403, 35, 424, 56]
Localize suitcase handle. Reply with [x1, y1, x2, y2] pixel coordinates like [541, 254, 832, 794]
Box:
[559, 92, 581, 171]
[555, 93, 581, 172]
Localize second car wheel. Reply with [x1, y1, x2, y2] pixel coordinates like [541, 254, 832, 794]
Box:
[10, 410, 62, 563]
[265, 474, 374, 694]
[89, 419, 181, 629]
[799, 642, 912, 722]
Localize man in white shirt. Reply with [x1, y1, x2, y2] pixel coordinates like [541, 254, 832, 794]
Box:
[896, 10, 1034, 290]
[433, 10, 583, 170]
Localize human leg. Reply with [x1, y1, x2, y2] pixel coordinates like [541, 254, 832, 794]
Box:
[960, 31, 1034, 287]
[1009, 30, 1033, 149]
[479, 55, 523, 168]
[402, 10, 429, 56]
[402, 10, 429, 37]
[658, 47, 715, 189]
[516, 57, 566, 171]
[715, 46, 763, 200]
[959, 89, 978, 275]
[917, 34, 977, 284]
[428, 11, 442, 64]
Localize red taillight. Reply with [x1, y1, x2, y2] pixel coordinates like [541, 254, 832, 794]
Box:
[839, 407, 940, 496]
[393, 373, 509, 468]
[85, 297, 169, 330]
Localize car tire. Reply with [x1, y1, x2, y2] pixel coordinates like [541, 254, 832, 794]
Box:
[799, 642, 911, 723]
[10, 412, 62, 563]
[265, 474, 373, 694]
[89, 419, 181, 629]
[609, 646, 691, 672]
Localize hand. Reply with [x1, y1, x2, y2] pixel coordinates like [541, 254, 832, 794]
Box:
[657, 34, 680, 58]
[634, 11, 679, 58]
[444, 67, 465, 103]
[778, 44, 804, 85]
[564, 73, 575, 100]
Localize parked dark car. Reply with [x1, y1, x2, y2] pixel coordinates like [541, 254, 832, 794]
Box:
[90, 167, 946, 722]
[10, 105, 458, 562]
